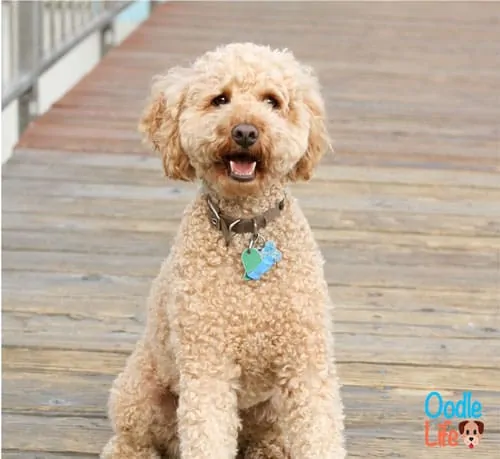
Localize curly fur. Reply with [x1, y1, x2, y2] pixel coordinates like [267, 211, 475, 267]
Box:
[102, 43, 345, 459]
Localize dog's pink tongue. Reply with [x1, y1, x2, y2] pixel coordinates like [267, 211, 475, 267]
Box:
[469, 444, 474, 449]
[230, 161, 256, 176]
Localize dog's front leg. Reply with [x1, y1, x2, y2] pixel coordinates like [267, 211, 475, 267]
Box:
[280, 366, 345, 459]
[177, 364, 240, 459]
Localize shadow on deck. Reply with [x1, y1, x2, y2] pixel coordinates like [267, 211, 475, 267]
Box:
[2, 2, 499, 458]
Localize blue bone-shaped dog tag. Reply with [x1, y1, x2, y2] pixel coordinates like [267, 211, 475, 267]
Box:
[246, 241, 282, 280]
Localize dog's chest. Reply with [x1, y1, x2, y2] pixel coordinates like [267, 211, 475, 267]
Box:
[201, 244, 326, 363]
[172, 211, 328, 366]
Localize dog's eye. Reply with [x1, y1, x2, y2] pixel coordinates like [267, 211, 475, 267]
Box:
[473, 429, 477, 435]
[466, 430, 470, 435]
[264, 95, 280, 109]
[211, 94, 230, 107]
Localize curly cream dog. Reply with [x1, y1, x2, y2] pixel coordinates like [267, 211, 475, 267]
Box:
[101, 42, 345, 459]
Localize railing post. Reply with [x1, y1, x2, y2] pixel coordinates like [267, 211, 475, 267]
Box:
[18, 87, 36, 138]
[100, 23, 114, 58]
[150, 0, 160, 14]
[17, 0, 43, 136]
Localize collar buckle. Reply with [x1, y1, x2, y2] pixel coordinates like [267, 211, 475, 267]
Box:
[206, 194, 286, 247]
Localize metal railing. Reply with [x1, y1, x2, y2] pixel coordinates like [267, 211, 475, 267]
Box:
[1, 0, 135, 135]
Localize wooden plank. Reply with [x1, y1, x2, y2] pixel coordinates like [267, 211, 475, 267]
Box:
[2, 310, 499, 367]
[1, 270, 149, 298]
[3, 282, 499, 319]
[146, 1, 500, 26]
[125, 26, 495, 67]
[346, 437, 500, 459]
[3, 290, 498, 342]
[7, 149, 500, 189]
[4, 347, 500, 392]
[3, 348, 127, 375]
[3, 370, 500, 423]
[2, 453, 96, 459]
[2, 373, 499, 455]
[3, 236, 498, 276]
[5, 177, 500, 220]
[2, 245, 498, 292]
[4, 197, 500, 238]
[3, 434, 499, 459]
[3, 223, 499, 258]
[126, 29, 496, 68]
[135, 8, 500, 57]
[1, 229, 171, 257]
[3, 264, 499, 312]
[331, 285, 500, 317]
[2, 280, 499, 346]
[2, 371, 112, 417]
[4, 175, 500, 211]
[3, 155, 498, 218]
[9, 149, 162, 169]
[2, 413, 110, 455]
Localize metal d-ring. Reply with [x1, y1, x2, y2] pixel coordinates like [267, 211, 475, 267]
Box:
[228, 219, 241, 232]
[247, 232, 265, 252]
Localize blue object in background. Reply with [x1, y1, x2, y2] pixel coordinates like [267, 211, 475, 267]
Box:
[118, 1, 152, 23]
[117, 1, 169, 24]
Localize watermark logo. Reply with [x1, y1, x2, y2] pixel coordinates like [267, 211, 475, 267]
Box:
[424, 391, 485, 449]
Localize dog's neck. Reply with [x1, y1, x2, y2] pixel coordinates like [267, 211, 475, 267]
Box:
[202, 182, 286, 218]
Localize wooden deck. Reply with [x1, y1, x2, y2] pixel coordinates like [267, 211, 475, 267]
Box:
[2, 2, 500, 458]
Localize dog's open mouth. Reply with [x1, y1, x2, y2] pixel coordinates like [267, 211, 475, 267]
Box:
[224, 153, 259, 182]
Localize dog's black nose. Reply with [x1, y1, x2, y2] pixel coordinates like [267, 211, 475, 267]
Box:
[231, 124, 259, 148]
[469, 437, 474, 441]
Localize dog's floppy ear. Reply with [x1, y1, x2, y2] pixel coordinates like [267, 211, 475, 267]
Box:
[288, 82, 331, 182]
[476, 421, 484, 435]
[458, 421, 468, 435]
[139, 67, 196, 181]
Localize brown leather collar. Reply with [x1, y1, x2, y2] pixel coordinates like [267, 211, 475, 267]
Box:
[207, 195, 285, 246]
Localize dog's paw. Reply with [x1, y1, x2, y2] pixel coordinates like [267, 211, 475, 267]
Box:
[242, 442, 290, 459]
[100, 435, 162, 459]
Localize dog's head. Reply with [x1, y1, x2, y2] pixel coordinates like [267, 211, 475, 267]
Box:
[139, 42, 330, 198]
[458, 420, 484, 449]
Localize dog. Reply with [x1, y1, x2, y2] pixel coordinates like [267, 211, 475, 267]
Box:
[458, 420, 484, 449]
[101, 42, 345, 459]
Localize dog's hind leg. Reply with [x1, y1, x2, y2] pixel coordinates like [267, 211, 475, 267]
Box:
[101, 339, 179, 459]
[239, 398, 289, 459]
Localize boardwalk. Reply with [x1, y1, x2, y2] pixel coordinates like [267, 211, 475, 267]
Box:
[2, 2, 500, 458]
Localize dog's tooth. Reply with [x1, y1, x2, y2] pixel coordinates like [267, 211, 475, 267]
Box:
[229, 160, 256, 176]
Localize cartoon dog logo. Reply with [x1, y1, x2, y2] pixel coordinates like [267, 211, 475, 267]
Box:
[458, 420, 484, 449]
